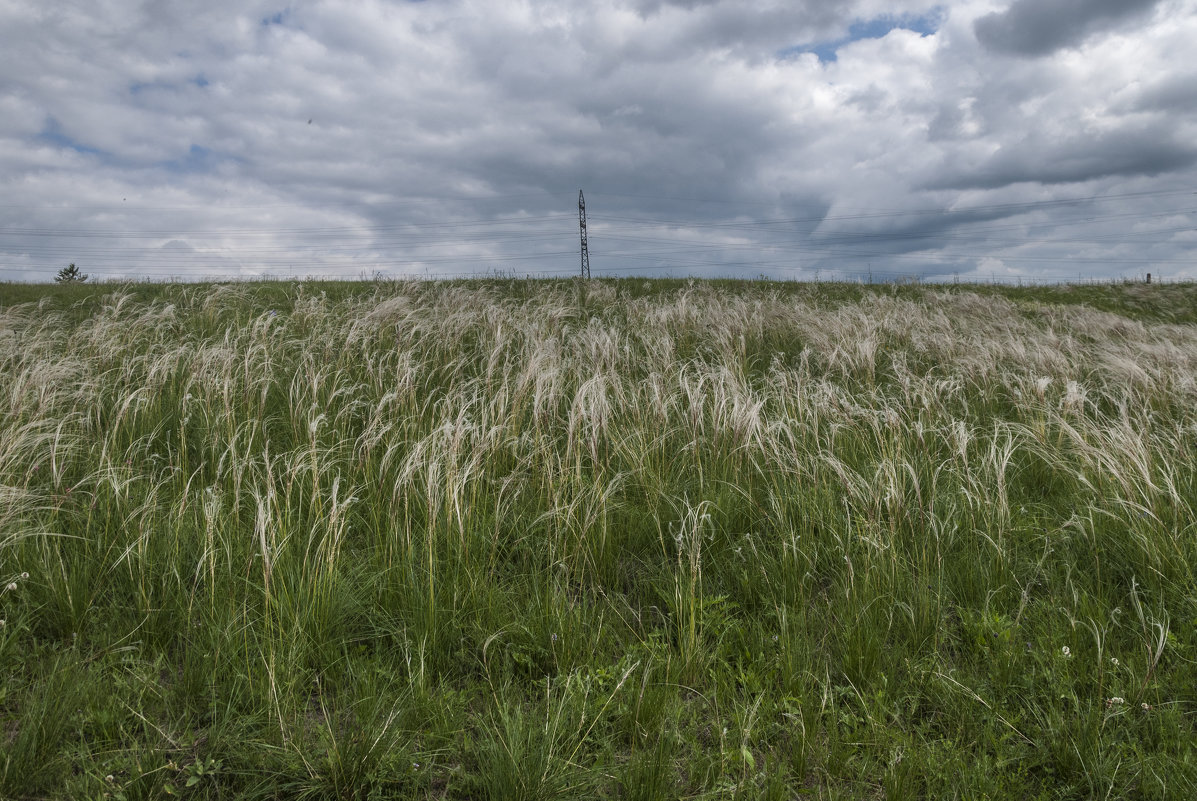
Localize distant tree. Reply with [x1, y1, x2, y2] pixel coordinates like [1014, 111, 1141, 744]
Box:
[55, 263, 88, 283]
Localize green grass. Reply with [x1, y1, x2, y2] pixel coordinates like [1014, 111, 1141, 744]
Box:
[1, 278, 1195, 799]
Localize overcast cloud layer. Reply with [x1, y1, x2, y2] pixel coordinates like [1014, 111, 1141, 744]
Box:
[1, 0, 1195, 283]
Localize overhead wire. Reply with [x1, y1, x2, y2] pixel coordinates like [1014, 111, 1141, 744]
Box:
[1, 184, 1193, 280]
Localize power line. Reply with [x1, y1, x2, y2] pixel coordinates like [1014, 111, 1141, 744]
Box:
[591, 186, 1197, 224]
[1, 186, 1194, 281]
[0, 214, 573, 238]
[0, 190, 577, 213]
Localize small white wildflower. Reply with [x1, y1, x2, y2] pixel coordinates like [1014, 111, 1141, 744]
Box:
[20, 572, 28, 580]
[105, 774, 115, 783]
[1106, 696, 1125, 708]
[772, 634, 779, 642]
[1061, 646, 1071, 658]
[550, 633, 558, 643]
[1141, 702, 1152, 711]
[5, 582, 16, 592]
[1110, 657, 1119, 667]
[0, 619, 6, 629]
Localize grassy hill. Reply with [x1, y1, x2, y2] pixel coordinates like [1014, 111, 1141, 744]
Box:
[2, 279, 1195, 799]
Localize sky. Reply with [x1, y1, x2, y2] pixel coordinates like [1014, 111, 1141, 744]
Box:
[1, 0, 1195, 284]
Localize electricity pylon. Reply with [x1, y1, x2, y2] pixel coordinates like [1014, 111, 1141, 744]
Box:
[578, 190, 591, 279]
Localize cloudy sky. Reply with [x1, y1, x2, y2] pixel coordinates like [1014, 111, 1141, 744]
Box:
[1, 0, 1195, 283]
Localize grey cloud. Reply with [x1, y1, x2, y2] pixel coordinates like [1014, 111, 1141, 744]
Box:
[619, 0, 862, 57]
[1, 0, 1195, 284]
[633, 0, 722, 12]
[1131, 73, 1197, 112]
[974, 0, 1162, 56]
[929, 126, 1197, 190]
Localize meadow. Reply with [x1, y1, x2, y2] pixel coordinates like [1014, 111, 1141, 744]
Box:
[1, 278, 1195, 799]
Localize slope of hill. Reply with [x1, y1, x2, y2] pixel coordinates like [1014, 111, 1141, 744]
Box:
[2, 279, 1194, 799]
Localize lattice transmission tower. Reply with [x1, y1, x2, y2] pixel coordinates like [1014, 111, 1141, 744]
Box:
[578, 189, 591, 279]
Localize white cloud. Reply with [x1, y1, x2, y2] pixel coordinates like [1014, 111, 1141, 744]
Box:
[0, 0, 1194, 284]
